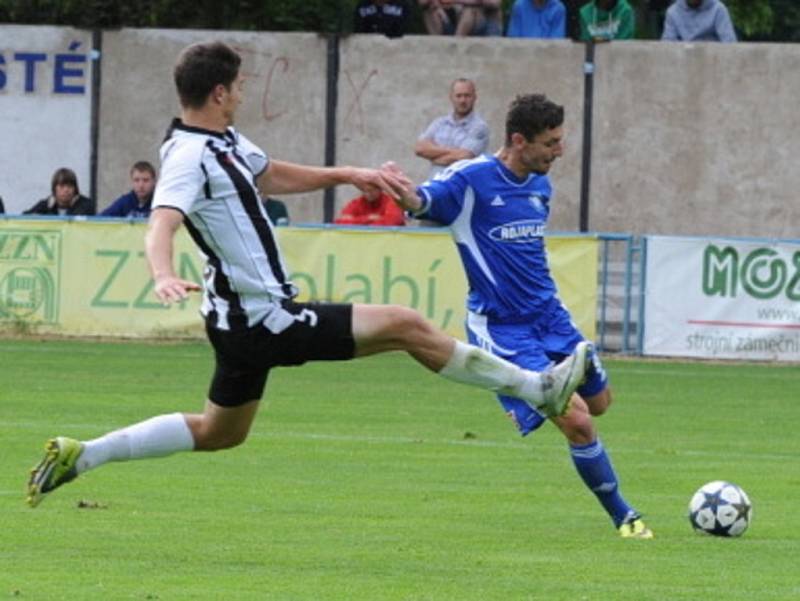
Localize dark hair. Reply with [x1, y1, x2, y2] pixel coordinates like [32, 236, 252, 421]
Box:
[51, 167, 79, 195]
[505, 94, 564, 146]
[174, 41, 241, 109]
[130, 160, 156, 178]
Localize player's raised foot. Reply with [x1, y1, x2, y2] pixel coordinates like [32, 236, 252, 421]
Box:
[27, 437, 83, 508]
[539, 341, 591, 418]
[618, 514, 654, 539]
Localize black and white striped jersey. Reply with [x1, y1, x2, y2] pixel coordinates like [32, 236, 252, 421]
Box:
[153, 118, 298, 331]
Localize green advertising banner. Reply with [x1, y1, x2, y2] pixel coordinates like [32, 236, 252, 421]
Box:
[0, 220, 598, 341]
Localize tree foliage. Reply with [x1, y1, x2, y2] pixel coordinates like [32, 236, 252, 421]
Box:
[0, 0, 797, 41]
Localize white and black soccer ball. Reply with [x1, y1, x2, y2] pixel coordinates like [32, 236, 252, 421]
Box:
[688, 480, 752, 537]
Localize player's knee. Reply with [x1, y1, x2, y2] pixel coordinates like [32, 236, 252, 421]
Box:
[586, 390, 612, 416]
[557, 410, 595, 445]
[194, 426, 249, 451]
[385, 305, 432, 343]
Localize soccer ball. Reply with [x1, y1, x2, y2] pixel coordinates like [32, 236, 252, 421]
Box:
[688, 480, 752, 537]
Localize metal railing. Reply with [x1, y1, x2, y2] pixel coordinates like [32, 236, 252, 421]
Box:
[596, 233, 644, 354]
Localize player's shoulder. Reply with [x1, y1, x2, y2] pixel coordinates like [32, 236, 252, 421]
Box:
[455, 154, 495, 176]
[160, 127, 217, 174]
[429, 155, 492, 185]
[235, 130, 270, 175]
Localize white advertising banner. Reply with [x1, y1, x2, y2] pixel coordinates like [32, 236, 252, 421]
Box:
[0, 25, 94, 214]
[644, 236, 800, 361]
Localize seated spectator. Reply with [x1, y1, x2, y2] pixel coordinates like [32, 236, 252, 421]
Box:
[579, 0, 635, 41]
[24, 168, 95, 216]
[101, 161, 156, 218]
[334, 184, 406, 226]
[506, 0, 567, 38]
[419, 0, 503, 36]
[661, 0, 736, 42]
[262, 196, 290, 226]
[354, 0, 411, 38]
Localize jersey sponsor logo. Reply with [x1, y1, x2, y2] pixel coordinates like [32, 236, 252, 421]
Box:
[489, 219, 546, 243]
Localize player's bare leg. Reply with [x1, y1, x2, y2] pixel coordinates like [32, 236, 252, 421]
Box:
[351, 304, 587, 416]
[184, 399, 260, 451]
[27, 398, 261, 507]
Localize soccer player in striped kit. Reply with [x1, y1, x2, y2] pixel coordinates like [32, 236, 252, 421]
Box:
[27, 42, 589, 508]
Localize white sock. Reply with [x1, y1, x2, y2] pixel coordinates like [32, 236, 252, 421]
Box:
[438, 340, 545, 403]
[76, 413, 195, 474]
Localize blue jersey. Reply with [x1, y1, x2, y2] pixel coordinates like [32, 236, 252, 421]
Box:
[418, 155, 606, 435]
[416, 155, 558, 321]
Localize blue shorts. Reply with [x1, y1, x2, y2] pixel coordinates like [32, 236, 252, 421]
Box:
[466, 298, 608, 436]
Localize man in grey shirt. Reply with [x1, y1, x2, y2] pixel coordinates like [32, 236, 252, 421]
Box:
[415, 78, 490, 178]
[661, 0, 736, 42]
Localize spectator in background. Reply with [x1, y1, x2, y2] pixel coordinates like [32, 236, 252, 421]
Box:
[24, 168, 95, 216]
[579, 0, 635, 41]
[419, 0, 503, 36]
[506, 0, 567, 38]
[262, 196, 290, 226]
[354, 0, 411, 38]
[334, 184, 406, 226]
[661, 0, 737, 42]
[101, 161, 156, 218]
[415, 78, 489, 178]
[0, 196, 5, 214]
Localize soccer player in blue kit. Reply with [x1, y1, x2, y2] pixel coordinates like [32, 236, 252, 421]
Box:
[386, 93, 653, 538]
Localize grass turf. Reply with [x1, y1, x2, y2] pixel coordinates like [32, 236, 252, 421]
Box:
[1, 338, 798, 600]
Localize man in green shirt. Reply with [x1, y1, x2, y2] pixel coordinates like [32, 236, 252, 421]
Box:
[579, 0, 635, 41]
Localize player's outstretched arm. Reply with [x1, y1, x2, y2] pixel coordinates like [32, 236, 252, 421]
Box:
[380, 162, 423, 213]
[257, 160, 409, 199]
[145, 207, 201, 305]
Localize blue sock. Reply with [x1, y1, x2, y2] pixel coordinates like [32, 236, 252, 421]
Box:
[570, 438, 635, 527]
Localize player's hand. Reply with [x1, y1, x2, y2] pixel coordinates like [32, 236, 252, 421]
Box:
[380, 162, 422, 212]
[153, 275, 201, 305]
[351, 166, 411, 201]
[380, 161, 413, 192]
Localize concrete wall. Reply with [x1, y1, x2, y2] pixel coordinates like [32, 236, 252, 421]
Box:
[589, 41, 800, 238]
[4, 26, 799, 239]
[335, 35, 586, 229]
[97, 29, 327, 216]
[336, 36, 800, 238]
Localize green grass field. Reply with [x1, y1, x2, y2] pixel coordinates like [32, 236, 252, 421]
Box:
[1, 338, 798, 600]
